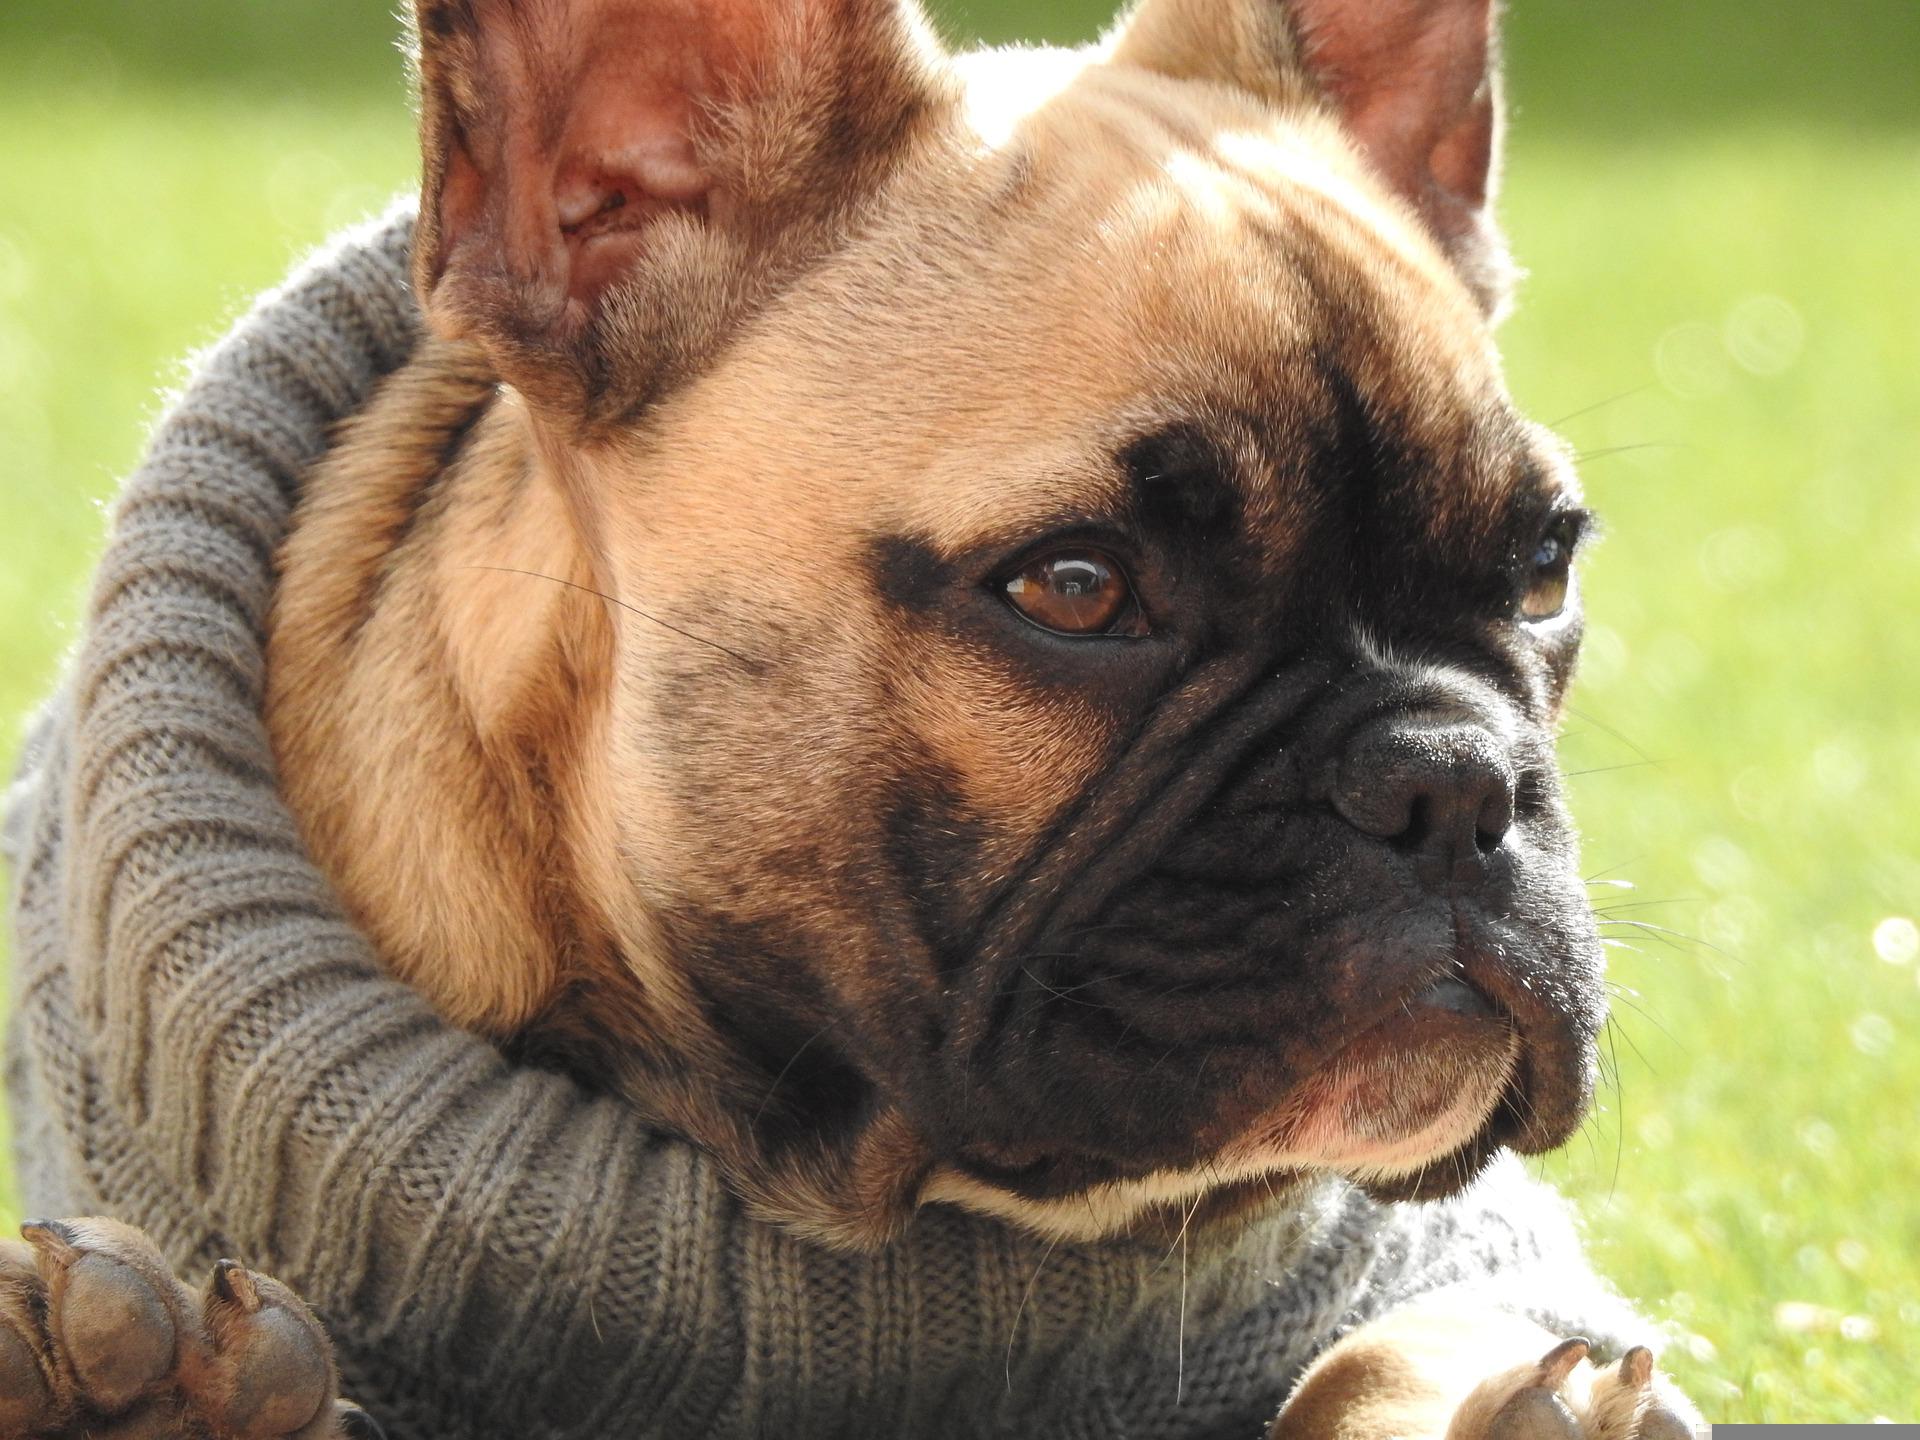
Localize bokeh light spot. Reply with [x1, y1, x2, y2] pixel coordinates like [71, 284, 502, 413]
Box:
[1871, 915, 1917, 965]
[1725, 294, 1806, 376]
[1795, 1119, 1839, 1159]
[1812, 742, 1868, 798]
[1849, 1012, 1895, 1057]
[1655, 320, 1734, 399]
[1838, 1315, 1879, 1344]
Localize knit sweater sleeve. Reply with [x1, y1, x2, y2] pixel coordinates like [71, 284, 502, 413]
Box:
[1324, 1153, 1655, 1359]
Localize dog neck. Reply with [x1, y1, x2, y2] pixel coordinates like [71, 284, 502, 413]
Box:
[267, 343, 674, 1061]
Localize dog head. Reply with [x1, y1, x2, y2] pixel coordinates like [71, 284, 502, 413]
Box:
[408, 0, 1600, 1245]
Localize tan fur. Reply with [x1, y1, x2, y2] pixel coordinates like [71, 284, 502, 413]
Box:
[252, 0, 1709, 1428]
[1273, 1302, 1701, 1439]
[1278, 1307, 1581, 1440]
[269, 0, 1520, 1246]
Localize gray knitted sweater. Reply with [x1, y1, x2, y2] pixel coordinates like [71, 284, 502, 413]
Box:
[3, 207, 1644, 1440]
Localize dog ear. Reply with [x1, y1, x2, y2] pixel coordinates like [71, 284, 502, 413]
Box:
[410, 0, 947, 420]
[1109, 0, 1511, 316]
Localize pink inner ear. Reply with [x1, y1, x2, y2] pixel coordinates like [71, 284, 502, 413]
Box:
[438, 0, 774, 321]
[552, 65, 715, 304]
[1291, 0, 1493, 206]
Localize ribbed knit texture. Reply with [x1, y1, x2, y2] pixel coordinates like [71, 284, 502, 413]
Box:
[4, 205, 1646, 1439]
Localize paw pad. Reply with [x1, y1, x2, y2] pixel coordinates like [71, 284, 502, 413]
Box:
[0, 1217, 353, 1438]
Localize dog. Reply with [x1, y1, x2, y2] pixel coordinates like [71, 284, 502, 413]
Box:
[1, 0, 1704, 1435]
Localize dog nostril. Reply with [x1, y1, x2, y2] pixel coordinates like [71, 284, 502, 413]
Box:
[1475, 782, 1516, 855]
[1332, 713, 1518, 881]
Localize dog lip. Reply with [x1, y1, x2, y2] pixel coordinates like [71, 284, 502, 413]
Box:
[1450, 942, 1599, 1156]
[949, 1143, 1132, 1198]
[1348, 1119, 1507, 1204]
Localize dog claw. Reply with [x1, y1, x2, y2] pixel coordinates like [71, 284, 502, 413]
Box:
[1583, 1344, 1701, 1440]
[0, 1218, 355, 1439]
[20, 1220, 81, 1263]
[212, 1257, 264, 1313]
[336, 1402, 388, 1440]
[1533, 1337, 1591, 1389]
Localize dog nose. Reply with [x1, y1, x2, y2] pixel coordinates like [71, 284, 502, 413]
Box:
[1331, 714, 1516, 887]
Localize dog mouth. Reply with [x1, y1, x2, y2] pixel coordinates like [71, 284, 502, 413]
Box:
[1226, 975, 1523, 1194]
[936, 974, 1530, 1217]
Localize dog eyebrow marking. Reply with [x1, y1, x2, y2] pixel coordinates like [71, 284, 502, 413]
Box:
[865, 533, 960, 614]
[1121, 422, 1241, 544]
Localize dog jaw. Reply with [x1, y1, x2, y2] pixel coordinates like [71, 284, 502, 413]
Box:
[918, 1036, 1520, 1244]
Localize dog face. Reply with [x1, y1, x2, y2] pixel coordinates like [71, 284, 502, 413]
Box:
[400, 0, 1600, 1242]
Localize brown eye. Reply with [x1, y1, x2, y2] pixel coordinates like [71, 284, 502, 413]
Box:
[1521, 514, 1581, 621]
[1003, 550, 1148, 637]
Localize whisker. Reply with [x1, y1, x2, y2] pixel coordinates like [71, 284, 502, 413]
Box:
[1572, 441, 1686, 464]
[1177, 1195, 1194, 1405]
[750, 1016, 842, 1128]
[1004, 1235, 1061, 1394]
[1583, 854, 1645, 884]
[1020, 967, 1123, 1011]
[1600, 1003, 1663, 1074]
[1597, 925, 1704, 960]
[1598, 916, 1730, 960]
[1549, 382, 1657, 428]
[1605, 992, 1682, 1049]
[1564, 759, 1665, 779]
[1594, 1035, 1620, 1092]
[1562, 708, 1657, 768]
[1603, 1016, 1625, 1201]
[467, 565, 756, 667]
[1593, 897, 1702, 915]
[1157, 1188, 1204, 1269]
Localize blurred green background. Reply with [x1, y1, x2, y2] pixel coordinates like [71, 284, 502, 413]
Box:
[2, 0, 1916, 1423]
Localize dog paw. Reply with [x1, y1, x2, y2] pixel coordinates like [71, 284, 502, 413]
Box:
[1451, 1336, 1703, 1440]
[0, 1218, 380, 1440]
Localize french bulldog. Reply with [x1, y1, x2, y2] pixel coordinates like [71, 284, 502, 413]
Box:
[0, 0, 1704, 1435]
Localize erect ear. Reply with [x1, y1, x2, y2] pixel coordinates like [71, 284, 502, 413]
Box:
[1109, 0, 1511, 316]
[410, 0, 947, 420]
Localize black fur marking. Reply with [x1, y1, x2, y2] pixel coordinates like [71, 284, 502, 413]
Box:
[1121, 422, 1240, 545]
[882, 762, 990, 980]
[866, 533, 959, 614]
[671, 913, 873, 1149]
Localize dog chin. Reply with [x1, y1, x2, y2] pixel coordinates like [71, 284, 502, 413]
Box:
[1240, 1000, 1523, 1185]
[919, 1018, 1521, 1242]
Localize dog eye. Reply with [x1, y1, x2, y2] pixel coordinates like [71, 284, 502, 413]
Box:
[1521, 513, 1583, 621]
[1003, 550, 1149, 637]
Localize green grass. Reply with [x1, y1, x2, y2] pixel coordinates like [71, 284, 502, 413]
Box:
[1505, 132, 1920, 1420]
[3, 2, 1917, 1424]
